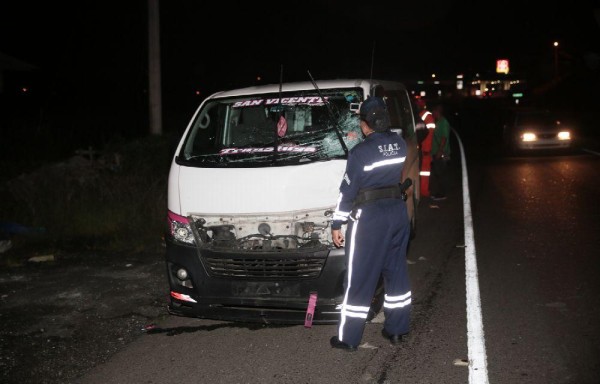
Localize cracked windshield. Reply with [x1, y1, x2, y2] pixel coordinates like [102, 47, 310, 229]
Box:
[180, 88, 365, 165]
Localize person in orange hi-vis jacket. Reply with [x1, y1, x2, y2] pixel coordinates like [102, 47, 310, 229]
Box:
[414, 98, 435, 197]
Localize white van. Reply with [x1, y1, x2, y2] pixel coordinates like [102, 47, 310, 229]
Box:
[165, 79, 420, 324]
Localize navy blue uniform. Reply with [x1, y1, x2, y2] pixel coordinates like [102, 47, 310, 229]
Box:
[332, 130, 412, 347]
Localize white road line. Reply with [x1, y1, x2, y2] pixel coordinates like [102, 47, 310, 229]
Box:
[453, 129, 490, 384]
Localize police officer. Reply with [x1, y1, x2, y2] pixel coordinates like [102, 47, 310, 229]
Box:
[330, 96, 412, 351]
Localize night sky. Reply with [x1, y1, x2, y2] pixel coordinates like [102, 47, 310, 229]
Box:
[3, 2, 599, 83]
[1, 1, 599, 141]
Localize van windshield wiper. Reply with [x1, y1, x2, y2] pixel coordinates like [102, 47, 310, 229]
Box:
[307, 70, 348, 156]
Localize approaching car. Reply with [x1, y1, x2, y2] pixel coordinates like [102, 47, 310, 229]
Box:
[502, 108, 574, 154]
[164, 79, 420, 324]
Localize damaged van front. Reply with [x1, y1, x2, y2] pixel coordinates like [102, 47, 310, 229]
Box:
[165, 79, 420, 324]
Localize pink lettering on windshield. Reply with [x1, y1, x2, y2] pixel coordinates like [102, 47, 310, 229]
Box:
[233, 97, 328, 108]
[219, 146, 317, 155]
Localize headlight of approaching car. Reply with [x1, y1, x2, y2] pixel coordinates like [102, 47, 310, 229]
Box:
[521, 132, 537, 142]
[557, 131, 571, 140]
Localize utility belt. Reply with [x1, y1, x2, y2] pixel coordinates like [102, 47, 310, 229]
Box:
[351, 178, 412, 214]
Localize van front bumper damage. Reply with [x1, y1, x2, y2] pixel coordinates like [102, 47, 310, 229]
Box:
[165, 238, 347, 324]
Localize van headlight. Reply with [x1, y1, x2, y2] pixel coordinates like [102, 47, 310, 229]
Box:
[168, 210, 195, 244]
[557, 131, 571, 140]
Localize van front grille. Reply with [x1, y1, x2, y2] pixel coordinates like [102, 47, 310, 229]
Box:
[201, 251, 327, 279]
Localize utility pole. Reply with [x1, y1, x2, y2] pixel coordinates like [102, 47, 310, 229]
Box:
[148, 0, 162, 135]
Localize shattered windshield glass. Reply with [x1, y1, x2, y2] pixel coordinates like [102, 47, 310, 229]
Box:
[178, 88, 365, 167]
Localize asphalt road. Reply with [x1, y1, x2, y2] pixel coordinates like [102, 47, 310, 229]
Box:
[467, 148, 600, 383]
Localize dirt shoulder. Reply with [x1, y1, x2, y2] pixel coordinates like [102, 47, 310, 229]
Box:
[0, 248, 170, 384]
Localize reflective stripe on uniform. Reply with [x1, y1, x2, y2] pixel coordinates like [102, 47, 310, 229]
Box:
[339, 208, 362, 341]
[420, 110, 436, 129]
[342, 304, 370, 319]
[384, 291, 412, 309]
[333, 192, 350, 221]
[363, 157, 406, 172]
[333, 211, 350, 221]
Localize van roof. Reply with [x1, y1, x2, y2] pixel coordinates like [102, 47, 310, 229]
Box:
[208, 79, 408, 99]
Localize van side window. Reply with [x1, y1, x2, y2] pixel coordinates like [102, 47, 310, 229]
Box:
[385, 91, 416, 141]
[184, 102, 220, 157]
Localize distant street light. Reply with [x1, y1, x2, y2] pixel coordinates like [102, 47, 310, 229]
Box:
[553, 41, 559, 79]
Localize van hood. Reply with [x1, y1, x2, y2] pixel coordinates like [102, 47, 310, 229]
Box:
[171, 160, 346, 215]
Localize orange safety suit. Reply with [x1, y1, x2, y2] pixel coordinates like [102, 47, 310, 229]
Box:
[418, 109, 435, 196]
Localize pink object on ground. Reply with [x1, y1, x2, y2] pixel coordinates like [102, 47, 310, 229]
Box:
[304, 291, 318, 328]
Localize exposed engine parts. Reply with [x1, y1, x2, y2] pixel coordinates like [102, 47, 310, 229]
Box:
[190, 214, 331, 251]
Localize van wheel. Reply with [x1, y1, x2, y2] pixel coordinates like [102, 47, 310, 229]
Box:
[366, 276, 385, 322]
